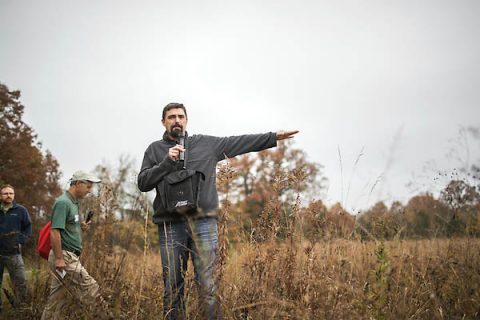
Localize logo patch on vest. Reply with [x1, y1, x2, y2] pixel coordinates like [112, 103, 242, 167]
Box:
[175, 200, 188, 207]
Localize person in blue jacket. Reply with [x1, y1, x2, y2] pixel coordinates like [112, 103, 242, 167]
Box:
[0, 184, 31, 313]
[138, 102, 298, 319]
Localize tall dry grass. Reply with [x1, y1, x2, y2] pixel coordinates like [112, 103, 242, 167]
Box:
[2, 167, 480, 319]
[3, 224, 479, 319]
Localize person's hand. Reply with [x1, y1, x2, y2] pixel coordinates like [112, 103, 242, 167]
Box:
[81, 221, 91, 231]
[276, 130, 299, 140]
[168, 144, 186, 161]
[55, 258, 66, 272]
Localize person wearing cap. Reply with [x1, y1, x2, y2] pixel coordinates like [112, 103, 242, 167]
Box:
[41, 171, 109, 319]
[138, 102, 298, 319]
[0, 184, 31, 313]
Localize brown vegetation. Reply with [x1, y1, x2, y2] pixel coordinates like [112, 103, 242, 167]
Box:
[3, 158, 477, 319]
[0, 83, 62, 215]
[9, 224, 479, 319]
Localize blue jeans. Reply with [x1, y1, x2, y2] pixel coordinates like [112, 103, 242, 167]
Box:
[0, 254, 28, 309]
[158, 217, 220, 319]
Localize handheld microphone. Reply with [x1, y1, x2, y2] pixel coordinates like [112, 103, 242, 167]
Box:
[178, 135, 185, 161]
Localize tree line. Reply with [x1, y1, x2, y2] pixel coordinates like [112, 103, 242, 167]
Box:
[1, 82, 479, 243]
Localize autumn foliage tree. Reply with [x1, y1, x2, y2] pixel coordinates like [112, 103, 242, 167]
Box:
[218, 139, 326, 240]
[356, 182, 480, 240]
[301, 201, 355, 241]
[0, 83, 61, 216]
[228, 141, 323, 208]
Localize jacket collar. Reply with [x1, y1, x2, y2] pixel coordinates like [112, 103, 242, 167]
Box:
[1, 201, 17, 213]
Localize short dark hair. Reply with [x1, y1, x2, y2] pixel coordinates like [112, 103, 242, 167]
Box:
[162, 103, 187, 120]
[1, 184, 14, 192]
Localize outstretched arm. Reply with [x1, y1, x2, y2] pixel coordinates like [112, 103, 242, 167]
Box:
[276, 130, 299, 141]
[215, 130, 299, 160]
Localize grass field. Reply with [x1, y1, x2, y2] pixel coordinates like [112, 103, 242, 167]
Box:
[2, 228, 479, 319]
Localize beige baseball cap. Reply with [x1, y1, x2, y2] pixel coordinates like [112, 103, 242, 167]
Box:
[70, 171, 101, 183]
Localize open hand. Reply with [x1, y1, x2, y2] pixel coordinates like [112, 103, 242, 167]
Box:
[276, 130, 299, 140]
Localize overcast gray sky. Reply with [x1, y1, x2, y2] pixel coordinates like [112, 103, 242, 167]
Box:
[1, 0, 479, 212]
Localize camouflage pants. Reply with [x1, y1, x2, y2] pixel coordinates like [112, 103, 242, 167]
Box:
[41, 250, 108, 320]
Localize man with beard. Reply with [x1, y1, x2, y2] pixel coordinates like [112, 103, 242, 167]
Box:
[0, 184, 31, 313]
[138, 102, 298, 319]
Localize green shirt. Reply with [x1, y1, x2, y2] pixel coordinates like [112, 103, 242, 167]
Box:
[50, 191, 82, 253]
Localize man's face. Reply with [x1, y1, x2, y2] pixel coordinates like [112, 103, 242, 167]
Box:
[1, 187, 15, 205]
[73, 181, 94, 199]
[162, 108, 188, 139]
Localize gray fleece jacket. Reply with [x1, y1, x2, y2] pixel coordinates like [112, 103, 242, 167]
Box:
[138, 131, 277, 223]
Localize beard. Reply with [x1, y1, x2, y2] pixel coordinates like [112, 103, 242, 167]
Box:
[169, 125, 184, 138]
[2, 198, 13, 204]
